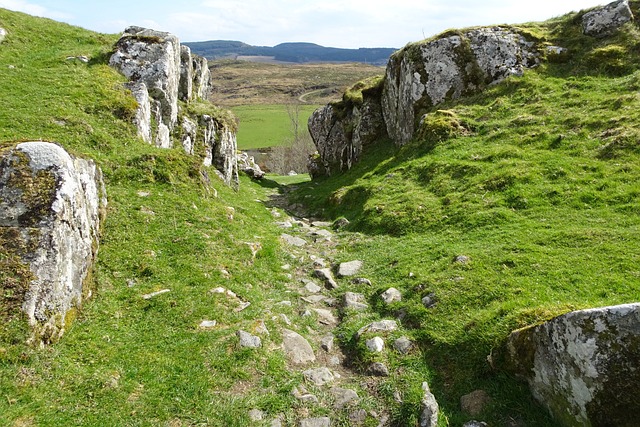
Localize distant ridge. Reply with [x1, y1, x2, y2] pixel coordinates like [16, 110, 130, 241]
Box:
[183, 40, 396, 65]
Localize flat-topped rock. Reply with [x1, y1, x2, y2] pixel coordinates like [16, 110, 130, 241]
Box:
[282, 329, 315, 364]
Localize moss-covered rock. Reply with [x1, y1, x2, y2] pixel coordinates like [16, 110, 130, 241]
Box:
[0, 142, 106, 345]
[500, 303, 640, 426]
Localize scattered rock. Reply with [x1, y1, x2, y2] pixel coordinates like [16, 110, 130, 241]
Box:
[461, 390, 491, 417]
[454, 255, 470, 264]
[393, 336, 414, 354]
[234, 301, 251, 312]
[237, 330, 261, 348]
[313, 308, 338, 325]
[314, 268, 338, 289]
[303, 367, 336, 386]
[271, 420, 283, 427]
[462, 421, 488, 427]
[344, 292, 369, 310]
[309, 229, 333, 240]
[302, 279, 322, 294]
[357, 320, 398, 338]
[582, 0, 633, 38]
[352, 277, 372, 286]
[337, 260, 363, 277]
[210, 287, 234, 296]
[366, 337, 385, 352]
[422, 292, 437, 308]
[280, 314, 292, 325]
[302, 295, 327, 304]
[281, 233, 307, 247]
[282, 329, 315, 364]
[321, 334, 335, 352]
[275, 221, 293, 228]
[238, 152, 265, 179]
[311, 221, 332, 227]
[420, 382, 439, 427]
[333, 217, 350, 229]
[331, 387, 359, 409]
[349, 409, 368, 424]
[299, 417, 330, 427]
[381, 287, 402, 304]
[198, 320, 217, 329]
[142, 289, 171, 300]
[0, 28, 6, 43]
[252, 319, 269, 336]
[368, 362, 390, 377]
[248, 409, 263, 421]
[292, 385, 319, 403]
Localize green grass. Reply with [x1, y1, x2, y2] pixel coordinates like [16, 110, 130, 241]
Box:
[3, 4, 640, 427]
[232, 104, 320, 149]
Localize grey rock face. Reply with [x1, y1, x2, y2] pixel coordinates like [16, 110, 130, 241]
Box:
[383, 27, 539, 145]
[308, 85, 386, 177]
[199, 114, 239, 188]
[180, 116, 198, 155]
[420, 382, 439, 427]
[502, 303, 640, 427]
[125, 82, 152, 143]
[179, 45, 194, 102]
[282, 329, 316, 364]
[582, 0, 633, 38]
[110, 27, 181, 147]
[0, 142, 106, 344]
[238, 152, 265, 180]
[237, 330, 261, 348]
[192, 54, 211, 100]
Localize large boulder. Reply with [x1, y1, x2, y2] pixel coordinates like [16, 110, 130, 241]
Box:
[0, 142, 106, 345]
[582, 0, 633, 38]
[200, 115, 239, 189]
[192, 54, 211, 100]
[308, 78, 386, 176]
[109, 26, 181, 148]
[501, 303, 640, 426]
[382, 27, 539, 145]
[179, 45, 194, 102]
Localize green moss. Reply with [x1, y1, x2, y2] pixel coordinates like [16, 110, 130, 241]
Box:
[415, 110, 470, 150]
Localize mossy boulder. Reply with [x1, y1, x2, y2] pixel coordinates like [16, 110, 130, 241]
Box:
[0, 142, 106, 345]
[382, 27, 540, 146]
[500, 303, 640, 426]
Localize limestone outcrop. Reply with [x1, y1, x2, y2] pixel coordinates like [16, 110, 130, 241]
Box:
[500, 303, 640, 427]
[582, 0, 633, 38]
[110, 26, 238, 187]
[383, 27, 539, 146]
[0, 27, 7, 43]
[308, 78, 386, 176]
[0, 142, 106, 344]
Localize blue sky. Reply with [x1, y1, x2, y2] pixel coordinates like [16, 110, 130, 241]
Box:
[0, 0, 609, 48]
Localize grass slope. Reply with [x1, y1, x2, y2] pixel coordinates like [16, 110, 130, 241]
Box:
[0, 8, 299, 426]
[288, 6, 640, 425]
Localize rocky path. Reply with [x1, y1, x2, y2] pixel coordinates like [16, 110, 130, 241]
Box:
[233, 185, 439, 427]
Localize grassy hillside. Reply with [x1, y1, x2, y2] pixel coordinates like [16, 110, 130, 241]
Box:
[289, 5, 640, 424]
[2, 4, 640, 427]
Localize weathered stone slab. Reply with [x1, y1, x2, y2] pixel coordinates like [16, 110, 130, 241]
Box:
[582, 0, 633, 38]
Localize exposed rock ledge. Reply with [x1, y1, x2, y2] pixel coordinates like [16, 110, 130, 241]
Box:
[499, 303, 640, 427]
[110, 27, 238, 188]
[0, 142, 106, 345]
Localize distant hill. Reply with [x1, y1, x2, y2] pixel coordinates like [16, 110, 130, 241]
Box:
[183, 40, 396, 65]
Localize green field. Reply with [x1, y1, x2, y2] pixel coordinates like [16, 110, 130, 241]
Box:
[232, 104, 320, 149]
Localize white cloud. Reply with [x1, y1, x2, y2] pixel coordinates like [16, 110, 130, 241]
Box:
[0, 0, 72, 20]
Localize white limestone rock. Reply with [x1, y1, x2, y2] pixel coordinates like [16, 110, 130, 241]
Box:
[125, 82, 152, 144]
[0, 28, 7, 43]
[0, 142, 106, 344]
[420, 382, 439, 427]
[582, 0, 633, 38]
[502, 303, 640, 426]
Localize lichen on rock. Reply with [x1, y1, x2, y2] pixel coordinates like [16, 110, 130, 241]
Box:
[500, 303, 640, 426]
[0, 142, 106, 345]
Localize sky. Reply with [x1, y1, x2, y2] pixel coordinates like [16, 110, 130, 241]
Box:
[0, 0, 610, 48]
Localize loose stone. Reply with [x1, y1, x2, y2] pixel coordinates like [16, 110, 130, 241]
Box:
[420, 382, 439, 427]
[462, 421, 488, 427]
[381, 287, 402, 304]
[313, 308, 338, 325]
[281, 233, 307, 247]
[357, 320, 398, 338]
[337, 260, 363, 277]
[237, 330, 261, 348]
[366, 337, 385, 352]
[393, 336, 413, 354]
[321, 334, 334, 352]
[299, 417, 330, 427]
[314, 268, 338, 289]
[349, 409, 367, 424]
[282, 329, 315, 364]
[344, 292, 369, 310]
[352, 278, 372, 286]
[331, 387, 359, 409]
[198, 320, 217, 329]
[460, 390, 491, 417]
[422, 293, 437, 308]
[142, 289, 170, 300]
[303, 367, 335, 386]
[248, 409, 263, 421]
[368, 362, 390, 377]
